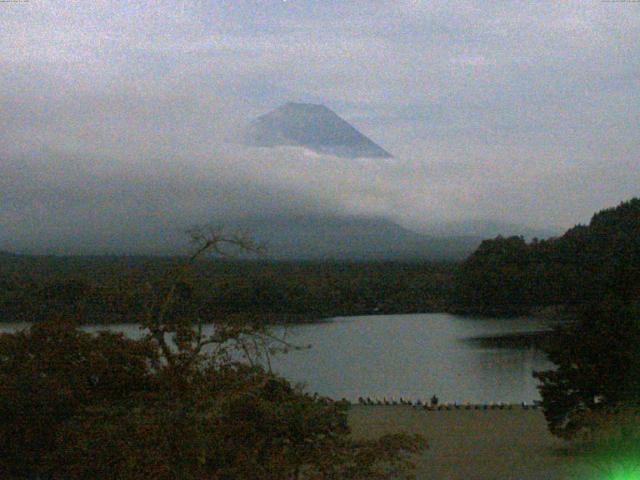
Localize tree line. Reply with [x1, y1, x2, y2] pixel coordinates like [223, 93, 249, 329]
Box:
[0, 229, 425, 479]
[0, 257, 455, 324]
[453, 198, 640, 316]
[454, 198, 640, 470]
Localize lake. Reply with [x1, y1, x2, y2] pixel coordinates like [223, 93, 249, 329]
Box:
[0, 313, 554, 404]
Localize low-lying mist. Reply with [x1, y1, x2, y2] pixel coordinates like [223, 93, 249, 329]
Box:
[0, 91, 632, 256]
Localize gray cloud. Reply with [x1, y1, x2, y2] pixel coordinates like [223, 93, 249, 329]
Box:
[1, 1, 639, 253]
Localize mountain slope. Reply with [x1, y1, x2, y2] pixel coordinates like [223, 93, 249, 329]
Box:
[227, 215, 479, 260]
[240, 103, 393, 159]
[453, 197, 640, 314]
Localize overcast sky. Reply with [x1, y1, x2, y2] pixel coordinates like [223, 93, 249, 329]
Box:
[1, 1, 639, 253]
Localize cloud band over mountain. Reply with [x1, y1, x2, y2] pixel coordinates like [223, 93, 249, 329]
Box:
[1, 1, 639, 254]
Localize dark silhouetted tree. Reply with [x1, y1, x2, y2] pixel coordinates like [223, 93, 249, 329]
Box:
[0, 227, 425, 480]
[534, 300, 640, 440]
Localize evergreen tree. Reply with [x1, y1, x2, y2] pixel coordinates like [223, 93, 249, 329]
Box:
[534, 300, 640, 439]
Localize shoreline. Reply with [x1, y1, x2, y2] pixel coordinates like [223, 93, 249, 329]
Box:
[0, 310, 557, 325]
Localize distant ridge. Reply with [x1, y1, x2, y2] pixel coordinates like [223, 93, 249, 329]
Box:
[225, 214, 479, 260]
[419, 220, 561, 241]
[239, 102, 393, 159]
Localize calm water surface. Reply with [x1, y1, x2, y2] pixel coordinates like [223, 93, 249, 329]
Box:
[0, 313, 553, 404]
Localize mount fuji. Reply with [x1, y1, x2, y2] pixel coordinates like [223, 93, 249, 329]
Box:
[239, 102, 393, 159]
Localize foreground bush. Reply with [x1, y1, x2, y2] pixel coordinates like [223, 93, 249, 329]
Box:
[0, 322, 425, 480]
[534, 300, 640, 440]
[0, 229, 425, 479]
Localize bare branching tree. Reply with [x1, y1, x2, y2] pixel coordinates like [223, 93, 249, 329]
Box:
[0, 225, 426, 480]
[139, 225, 303, 371]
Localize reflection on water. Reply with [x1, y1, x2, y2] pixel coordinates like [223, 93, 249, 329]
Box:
[0, 313, 554, 403]
[268, 314, 553, 403]
[463, 330, 553, 349]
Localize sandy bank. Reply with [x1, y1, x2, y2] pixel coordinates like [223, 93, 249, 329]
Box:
[348, 406, 596, 480]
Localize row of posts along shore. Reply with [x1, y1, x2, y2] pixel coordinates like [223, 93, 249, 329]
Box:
[351, 397, 541, 411]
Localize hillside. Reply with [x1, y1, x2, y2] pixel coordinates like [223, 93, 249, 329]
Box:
[453, 198, 640, 315]
[226, 215, 480, 261]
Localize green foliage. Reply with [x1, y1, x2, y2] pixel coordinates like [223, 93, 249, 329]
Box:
[0, 257, 455, 324]
[0, 321, 157, 479]
[454, 199, 640, 453]
[454, 198, 640, 315]
[533, 300, 640, 439]
[0, 325, 425, 479]
[453, 236, 533, 315]
[0, 231, 426, 479]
